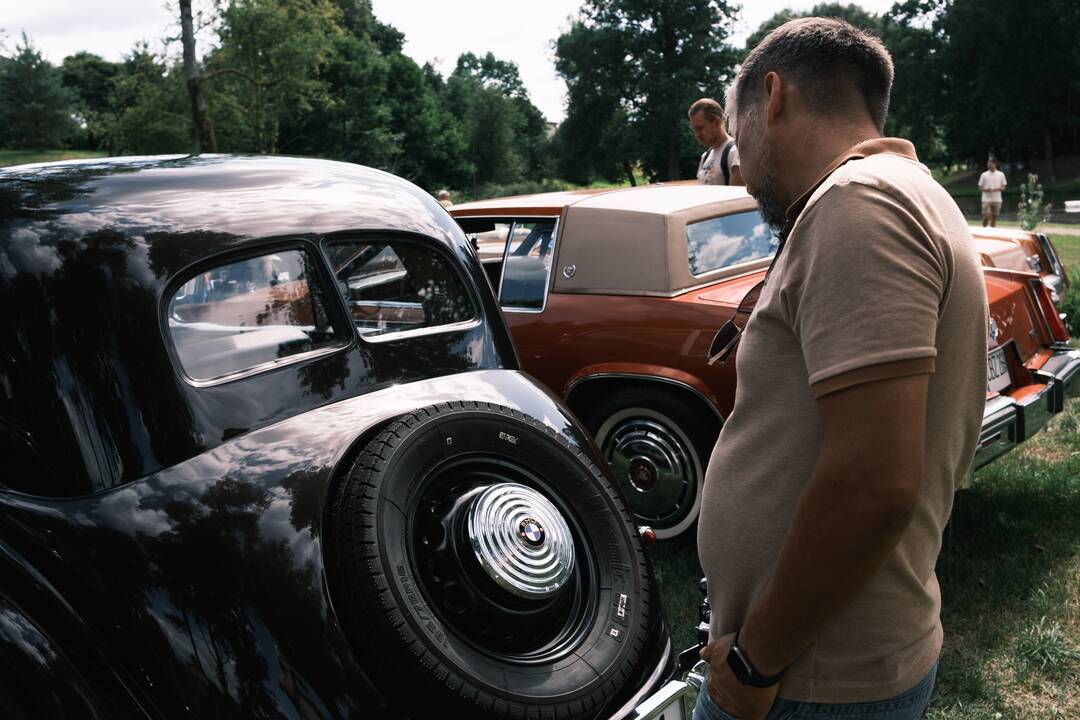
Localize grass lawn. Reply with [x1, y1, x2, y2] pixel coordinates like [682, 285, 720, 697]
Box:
[0, 149, 108, 167]
[648, 398, 1080, 718]
[1048, 233, 1080, 270]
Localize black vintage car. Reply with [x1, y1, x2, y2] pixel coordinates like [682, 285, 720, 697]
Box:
[0, 156, 689, 719]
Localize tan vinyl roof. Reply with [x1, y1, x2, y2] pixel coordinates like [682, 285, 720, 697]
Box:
[451, 183, 771, 297]
[553, 187, 764, 296]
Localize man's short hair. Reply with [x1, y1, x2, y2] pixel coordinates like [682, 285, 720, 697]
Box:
[688, 98, 725, 122]
[731, 17, 894, 131]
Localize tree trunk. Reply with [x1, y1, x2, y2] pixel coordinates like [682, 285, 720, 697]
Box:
[624, 159, 637, 187]
[180, 0, 217, 153]
[1043, 128, 1056, 183]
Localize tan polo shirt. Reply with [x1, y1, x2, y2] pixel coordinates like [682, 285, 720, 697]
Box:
[697, 138, 987, 702]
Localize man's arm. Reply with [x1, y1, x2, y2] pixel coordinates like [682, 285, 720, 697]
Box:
[701, 371, 929, 719]
[730, 164, 745, 186]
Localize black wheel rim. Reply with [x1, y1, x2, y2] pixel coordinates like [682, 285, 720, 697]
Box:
[407, 455, 601, 664]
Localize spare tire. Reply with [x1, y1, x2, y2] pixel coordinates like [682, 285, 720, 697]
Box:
[328, 401, 656, 720]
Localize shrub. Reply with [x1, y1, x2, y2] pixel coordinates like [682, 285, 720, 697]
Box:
[1018, 173, 1052, 231]
[1060, 270, 1080, 338]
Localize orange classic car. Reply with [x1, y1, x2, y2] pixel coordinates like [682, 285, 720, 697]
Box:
[972, 226, 1070, 305]
[451, 186, 1080, 538]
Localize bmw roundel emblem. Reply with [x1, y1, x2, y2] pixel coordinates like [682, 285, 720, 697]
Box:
[519, 518, 545, 546]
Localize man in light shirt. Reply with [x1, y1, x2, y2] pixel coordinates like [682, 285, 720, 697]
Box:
[978, 158, 1007, 227]
[689, 98, 744, 186]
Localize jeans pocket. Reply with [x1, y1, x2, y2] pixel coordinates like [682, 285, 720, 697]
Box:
[694, 683, 740, 720]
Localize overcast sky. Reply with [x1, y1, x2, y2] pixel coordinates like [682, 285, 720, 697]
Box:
[0, 0, 898, 122]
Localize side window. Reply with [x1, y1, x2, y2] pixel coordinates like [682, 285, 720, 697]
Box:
[500, 220, 556, 311]
[167, 249, 344, 382]
[686, 211, 777, 276]
[325, 240, 477, 338]
[458, 219, 511, 290]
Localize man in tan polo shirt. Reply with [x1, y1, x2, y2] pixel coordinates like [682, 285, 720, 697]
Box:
[695, 18, 987, 720]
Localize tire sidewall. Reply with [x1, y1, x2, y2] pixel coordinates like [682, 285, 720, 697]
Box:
[342, 405, 652, 711]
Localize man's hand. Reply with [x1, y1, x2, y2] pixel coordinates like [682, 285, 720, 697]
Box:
[699, 633, 778, 720]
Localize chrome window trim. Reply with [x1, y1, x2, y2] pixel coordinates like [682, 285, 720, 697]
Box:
[497, 217, 560, 315]
[1036, 233, 1065, 278]
[566, 372, 725, 423]
[164, 242, 354, 388]
[183, 343, 350, 388]
[357, 318, 482, 344]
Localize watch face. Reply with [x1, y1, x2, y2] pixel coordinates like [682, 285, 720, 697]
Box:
[727, 643, 753, 683]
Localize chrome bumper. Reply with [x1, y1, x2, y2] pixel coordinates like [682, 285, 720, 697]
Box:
[628, 656, 707, 720]
[974, 348, 1080, 471]
[1035, 347, 1080, 411]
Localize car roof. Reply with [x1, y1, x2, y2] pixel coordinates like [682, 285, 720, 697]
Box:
[450, 182, 750, 217]
[0, 154, 461, 261]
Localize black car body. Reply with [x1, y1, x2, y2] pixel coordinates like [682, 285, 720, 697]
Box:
[0, 156, 676, 719]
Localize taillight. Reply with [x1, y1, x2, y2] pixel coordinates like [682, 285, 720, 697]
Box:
[1030, 279, 1069, 342]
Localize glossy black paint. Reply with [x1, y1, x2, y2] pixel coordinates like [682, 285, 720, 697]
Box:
[0, 156, 671, 718]
[0, 155, 517, 495]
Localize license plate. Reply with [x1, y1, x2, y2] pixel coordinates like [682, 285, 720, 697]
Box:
[987, 346, 1011, 393]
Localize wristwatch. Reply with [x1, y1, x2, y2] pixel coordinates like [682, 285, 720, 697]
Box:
[726, 630, 785, 688]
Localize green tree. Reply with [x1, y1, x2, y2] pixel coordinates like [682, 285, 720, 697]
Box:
[447, 52, 551, 190]
[555, 0, 739, 183]
[104, 45, 191, 154]
[209, 0, 341, 153]
[880, 1, 947, 161]
[60, 52, 120, 150]
[935, 0, 1080, 175]
[0, 35, 75, 151]
[744, 3, 882, 52]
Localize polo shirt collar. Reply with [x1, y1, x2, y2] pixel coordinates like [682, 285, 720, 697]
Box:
[779, 137, 919, 240]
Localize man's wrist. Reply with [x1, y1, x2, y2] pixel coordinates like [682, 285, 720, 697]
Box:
[735, 622, 788, 677]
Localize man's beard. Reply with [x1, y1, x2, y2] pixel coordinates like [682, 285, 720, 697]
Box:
[748, 141, 788, 230]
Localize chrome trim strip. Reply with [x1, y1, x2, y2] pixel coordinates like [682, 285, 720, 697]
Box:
[1037, 233, 1066, 279]
[973, 396, 1019, 470]
[357, 318, 482, 344]
[184, 342, 350, 388]
[565, 372, 725, 424]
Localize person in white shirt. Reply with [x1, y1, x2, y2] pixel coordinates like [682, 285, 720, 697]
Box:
[978, 158, 1007, 227]
[689, 98, 744, 186]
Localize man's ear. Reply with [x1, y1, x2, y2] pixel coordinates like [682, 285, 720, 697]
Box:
[763, 71, 784, 127]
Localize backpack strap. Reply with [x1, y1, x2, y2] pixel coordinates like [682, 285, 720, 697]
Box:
[719, 140, 733, 185]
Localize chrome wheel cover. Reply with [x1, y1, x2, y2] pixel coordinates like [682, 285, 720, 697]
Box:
[467, 482, 575, 599]
[598, 410, 701, 533]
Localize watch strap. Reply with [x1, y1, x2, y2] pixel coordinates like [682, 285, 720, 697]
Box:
[726, 630, 785, 688]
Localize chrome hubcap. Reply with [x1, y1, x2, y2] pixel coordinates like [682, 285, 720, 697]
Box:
[468, 483, 575, 599]
[602, 416, 698, 528]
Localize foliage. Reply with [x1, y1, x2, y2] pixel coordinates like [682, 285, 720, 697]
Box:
[1017, 173, 1052, 231]
[934, 0, 1080, 171]
[1060, 270, 1080, 338]
[209, 0, 342, 154]
[60, 52, 120, 150]
[554, 0, 739, 183]
[743, 2, 882, 52]
[0, 35, 76, 151]
[103, 46, 192, 155]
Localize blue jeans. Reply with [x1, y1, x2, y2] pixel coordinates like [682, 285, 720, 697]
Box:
[693, 664, 937, 720]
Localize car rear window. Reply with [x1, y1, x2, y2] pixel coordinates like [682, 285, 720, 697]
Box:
[324, 240, 478, 337]
[167, 249, 346, 382]
[686, 211, 777, 277]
